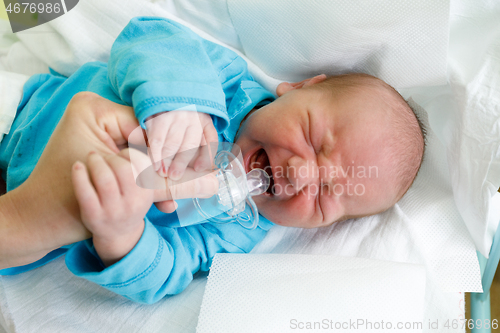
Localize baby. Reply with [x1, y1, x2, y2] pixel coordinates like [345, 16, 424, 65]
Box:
[237, 73, 425, 228]
[0, 17, 425, 303]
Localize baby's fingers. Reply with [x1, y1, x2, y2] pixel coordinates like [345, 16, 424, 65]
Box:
[193, 144, 215, 172]
[145, 113, 175, 172]
[194, 121, 218, 171]
[86, 152, 121, 209]
[203, 117, 219, 145]
[146, 129, 168, 172]
[104, 150, 140, 196]
[168, 127, 203, 180]
[158, 127, 185, 177]
[71, 161, 101, 222]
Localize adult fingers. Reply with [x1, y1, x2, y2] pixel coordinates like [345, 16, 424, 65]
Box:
[127, 125, 149, 155]
[68, 92, 139, 151]
[147, 168, 218, 202]
[125, 147, 167, 191]
[154, 200, 178, 214]
[166, 169, 219, 201]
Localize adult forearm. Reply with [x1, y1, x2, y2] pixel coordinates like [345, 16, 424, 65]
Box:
[0, 191, 30, 269]
[0, 189, 52, 269]
[0, 180, 91, 270]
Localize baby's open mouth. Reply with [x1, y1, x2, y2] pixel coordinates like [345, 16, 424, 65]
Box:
[249, 148, 275, 195]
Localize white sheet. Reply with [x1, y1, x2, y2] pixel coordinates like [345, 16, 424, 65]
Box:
[1, 0, 498, 332]
[0, 257, 209, 333]
[399, 0, 500, 256]
[0, 71, 29, 142]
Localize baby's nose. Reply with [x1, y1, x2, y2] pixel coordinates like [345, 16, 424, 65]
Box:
[286, 156, 319, 192]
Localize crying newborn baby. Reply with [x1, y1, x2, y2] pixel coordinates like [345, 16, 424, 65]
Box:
[235, 73, 425, 228]
[0, 17, 425, 304]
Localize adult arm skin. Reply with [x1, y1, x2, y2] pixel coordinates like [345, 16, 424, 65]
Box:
[0, 92, 211, 270]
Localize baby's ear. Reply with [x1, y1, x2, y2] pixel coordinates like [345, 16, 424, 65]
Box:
[276, 74, 327, 97]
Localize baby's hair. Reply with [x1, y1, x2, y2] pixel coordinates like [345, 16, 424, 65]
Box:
[315, 73, 426, 199]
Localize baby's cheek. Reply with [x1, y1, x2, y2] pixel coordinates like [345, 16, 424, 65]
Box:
[256, 195, 315, 227]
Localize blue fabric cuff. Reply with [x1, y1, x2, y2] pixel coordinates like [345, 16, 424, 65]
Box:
[65, 219, 174, 295]
[133, 81, 229, 130]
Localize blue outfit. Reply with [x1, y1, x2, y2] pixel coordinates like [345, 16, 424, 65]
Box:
[0, 17, 275, 304]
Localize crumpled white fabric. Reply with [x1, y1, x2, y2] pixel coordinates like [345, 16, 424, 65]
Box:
[445, 0, 500, 256]
[0, 71, 28, 143]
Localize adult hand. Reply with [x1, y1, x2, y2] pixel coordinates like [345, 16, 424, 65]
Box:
[1, 92, 137, 269]
[0, 92, 217, 270]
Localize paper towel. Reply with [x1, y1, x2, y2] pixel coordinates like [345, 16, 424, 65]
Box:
[197, 254, 426, 333]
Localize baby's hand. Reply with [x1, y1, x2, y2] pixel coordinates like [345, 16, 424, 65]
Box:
[145, 111, 218, 180]
[71, 149, 154, 267]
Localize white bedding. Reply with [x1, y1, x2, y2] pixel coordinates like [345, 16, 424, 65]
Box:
[1, 0, 499, 332]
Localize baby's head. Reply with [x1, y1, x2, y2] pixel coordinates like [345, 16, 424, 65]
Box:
[234, 73, 425, 227]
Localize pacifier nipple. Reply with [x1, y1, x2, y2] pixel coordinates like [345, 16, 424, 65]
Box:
[192, 142, 266, 229]
[246, 168, 270, 196]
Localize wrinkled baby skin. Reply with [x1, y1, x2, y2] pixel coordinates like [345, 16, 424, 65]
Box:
[235, 75, 407, 228]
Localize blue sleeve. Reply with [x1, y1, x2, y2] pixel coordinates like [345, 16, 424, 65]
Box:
[65, 218, 272, 304]
[107, 16, 255, 133]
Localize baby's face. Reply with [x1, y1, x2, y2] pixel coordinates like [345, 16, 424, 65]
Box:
[234, 78, 402, 228]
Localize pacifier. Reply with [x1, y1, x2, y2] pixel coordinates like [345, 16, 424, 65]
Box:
[129, 128, 269, 229]
[192, 142, 270, 229]
[127, 105, 270, 229]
